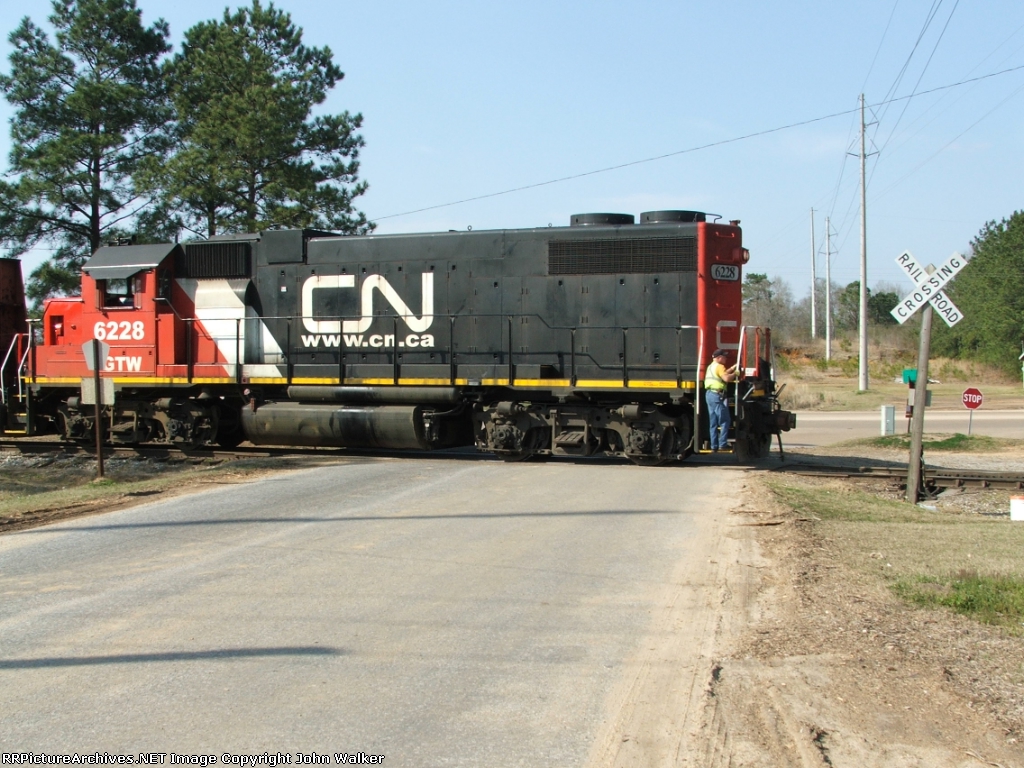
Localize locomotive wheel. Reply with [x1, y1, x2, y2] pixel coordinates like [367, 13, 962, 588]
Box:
[215, 402, 245, 449]
[216, 427, 245, 449]
[628, 427, 678, 467]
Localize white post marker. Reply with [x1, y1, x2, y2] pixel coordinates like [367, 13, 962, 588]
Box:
[963, 387, 983, 436]
[82, 339, 110, 479]
[890, 250, 966, 327]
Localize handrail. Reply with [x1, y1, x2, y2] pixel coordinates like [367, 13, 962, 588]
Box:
[678, 325, 704, 452]
[734, 324, 772, 422]
[17, 335, 30, 400]
[0, 333, 26, 406]
[183, 311, 706, 390]
[735, 326, 748, 423]
[38, 309, 708, 391]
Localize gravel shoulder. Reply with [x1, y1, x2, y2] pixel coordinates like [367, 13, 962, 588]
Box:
[690, 445, 1024, 767]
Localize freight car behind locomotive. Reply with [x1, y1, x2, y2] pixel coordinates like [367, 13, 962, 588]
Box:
[6, 209, 795, 463]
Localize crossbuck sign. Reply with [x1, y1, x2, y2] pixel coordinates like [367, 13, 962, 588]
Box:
[890, 250, 966, 327]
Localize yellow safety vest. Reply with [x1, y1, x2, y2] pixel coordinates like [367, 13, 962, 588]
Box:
[704, 361, 727, 392]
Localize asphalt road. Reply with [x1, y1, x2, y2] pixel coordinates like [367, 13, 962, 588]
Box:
[789, 409, 1024, 447]
[0, 455, 740, 765]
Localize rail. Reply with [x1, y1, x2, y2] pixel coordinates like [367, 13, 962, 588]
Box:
[776, 462, 1024, 491]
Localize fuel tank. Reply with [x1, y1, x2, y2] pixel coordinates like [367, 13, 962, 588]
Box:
[241, 402, 471, 450]
[285, 385, 460, 405]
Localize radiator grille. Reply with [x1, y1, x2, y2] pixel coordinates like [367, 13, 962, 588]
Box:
[548, 236, 697, 275]
[178, 242, 252, 278]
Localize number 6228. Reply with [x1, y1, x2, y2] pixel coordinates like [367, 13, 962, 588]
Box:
[93, 320, 145, 341]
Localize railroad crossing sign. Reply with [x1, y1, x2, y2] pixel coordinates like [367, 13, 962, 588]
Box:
[890, 250, 965, 327]
[962, 387, 983, 410]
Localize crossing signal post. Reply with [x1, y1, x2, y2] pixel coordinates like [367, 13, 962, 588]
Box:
[890, 251, 967, 502]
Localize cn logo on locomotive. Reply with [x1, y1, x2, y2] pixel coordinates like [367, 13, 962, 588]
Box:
[300, 273, 434, 347]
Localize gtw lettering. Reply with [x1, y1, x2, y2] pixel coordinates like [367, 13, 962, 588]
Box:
[104, 356, 143, 372]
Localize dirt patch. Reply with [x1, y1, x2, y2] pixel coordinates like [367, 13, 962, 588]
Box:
[681, 466, 1024, 766]
[0, 450, 357, 534]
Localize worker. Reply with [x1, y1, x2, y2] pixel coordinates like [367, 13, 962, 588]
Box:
[705, 349, 740, 452]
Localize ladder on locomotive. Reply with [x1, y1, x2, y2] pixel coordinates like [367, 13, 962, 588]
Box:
[695, 324, 776, 456]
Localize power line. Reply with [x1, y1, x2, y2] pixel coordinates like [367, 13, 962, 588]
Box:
[861, 0, 902, 94]
[372, 64, 1024, 223]
[874, 0, 945, 129]
[873, 0, 961, 171]
[875, 22, 1024, 167]
[871, 79, 1024, 203]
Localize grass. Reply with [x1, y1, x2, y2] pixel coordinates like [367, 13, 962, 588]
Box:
[774, 349, 1024, 412]
[765, 476, 1024, 634]
[844, 433, 1016, 452]
[893, 571, 1024, 631]
[766, 478, 941, 523]
[0, 459, 212, 520]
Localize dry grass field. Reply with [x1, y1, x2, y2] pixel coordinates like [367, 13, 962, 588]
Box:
[773, 336, 1024, 411]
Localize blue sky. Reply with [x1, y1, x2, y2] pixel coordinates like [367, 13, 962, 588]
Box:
[1, 0, 1022, 298]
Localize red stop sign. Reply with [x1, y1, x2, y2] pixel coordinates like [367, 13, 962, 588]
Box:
[962, 387, 983, 410]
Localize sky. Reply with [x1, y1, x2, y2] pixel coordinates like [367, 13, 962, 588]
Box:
[1, 0, 1022, 300]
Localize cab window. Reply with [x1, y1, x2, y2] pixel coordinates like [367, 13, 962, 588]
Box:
[100, 276, 139, 308]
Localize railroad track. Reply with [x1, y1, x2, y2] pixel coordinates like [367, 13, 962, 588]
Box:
[0, 438, 484, 464]
[776, 462, 1024, 490]
[4, 439, 1024, 488]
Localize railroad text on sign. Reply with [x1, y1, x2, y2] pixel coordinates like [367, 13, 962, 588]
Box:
[890, 251, 965, 327]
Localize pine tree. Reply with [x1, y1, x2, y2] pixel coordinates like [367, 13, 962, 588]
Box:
[154, 1, 371, 238]
[0, 0, 171, 304]
[933, 211, 1024, 373]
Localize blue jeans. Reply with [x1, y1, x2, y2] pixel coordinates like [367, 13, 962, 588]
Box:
[706, 390, 730, 450]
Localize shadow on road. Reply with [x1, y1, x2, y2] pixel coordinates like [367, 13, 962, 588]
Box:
[0, 646, 344, 669]
[16, 507, 687, 534]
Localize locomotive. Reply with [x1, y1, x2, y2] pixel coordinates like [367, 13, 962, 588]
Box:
[0, 210, 795, 463]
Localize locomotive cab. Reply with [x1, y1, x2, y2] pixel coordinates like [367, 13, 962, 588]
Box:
[38, 243, 183, 379]
[33, 242, 236, 446]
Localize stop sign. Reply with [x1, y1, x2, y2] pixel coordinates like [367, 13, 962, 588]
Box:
[962, 387, 983, 410]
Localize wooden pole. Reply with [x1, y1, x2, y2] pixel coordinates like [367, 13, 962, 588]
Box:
[906, 305, 933, 502]
[858, 94, 869, 391]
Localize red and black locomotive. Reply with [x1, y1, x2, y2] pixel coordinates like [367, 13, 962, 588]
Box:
[0, 210, 794, 463]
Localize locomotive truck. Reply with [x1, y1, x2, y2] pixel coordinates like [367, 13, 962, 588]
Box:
[0, 210, 795, 463]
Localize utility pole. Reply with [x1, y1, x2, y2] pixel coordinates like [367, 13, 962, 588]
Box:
[810, 208, 817, 339]
[858, 93, 869, 391]
[825, 216, 832, 362]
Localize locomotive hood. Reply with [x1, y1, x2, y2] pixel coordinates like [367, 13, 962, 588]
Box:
[84, 243, 183, 280]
